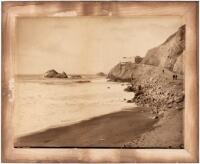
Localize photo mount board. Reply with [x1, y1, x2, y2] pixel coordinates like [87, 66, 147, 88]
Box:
[2, 1, 198, 162]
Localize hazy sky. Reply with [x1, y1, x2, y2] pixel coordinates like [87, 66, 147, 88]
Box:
[16, 16, 183, 74]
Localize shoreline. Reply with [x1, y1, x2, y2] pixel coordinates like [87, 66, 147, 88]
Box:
[13, 78, 135, 138]
[14, 105, 183, 148]
[107, 64, 184, 148]
[15, 107, 158, 148]
[14, 72, 184, 148]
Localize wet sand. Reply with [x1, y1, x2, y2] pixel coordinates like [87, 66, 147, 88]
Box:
[14, 107, 158, 148]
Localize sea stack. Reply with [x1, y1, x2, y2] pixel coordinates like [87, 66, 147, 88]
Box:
[44, 69, 68, 78]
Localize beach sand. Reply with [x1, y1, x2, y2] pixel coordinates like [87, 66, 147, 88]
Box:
[14, 107, 158, 148]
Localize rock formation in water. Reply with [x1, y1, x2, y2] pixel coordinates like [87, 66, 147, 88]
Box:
[44, 69, 68, 78]
[56, 72, 68, 78]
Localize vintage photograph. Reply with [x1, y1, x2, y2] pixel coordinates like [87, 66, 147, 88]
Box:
[12, 16, 185, 148]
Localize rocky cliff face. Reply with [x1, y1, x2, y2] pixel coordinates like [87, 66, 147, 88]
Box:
[130, 69, 184, 114]
[141, 25, 185, 73]
[107, 62, 160, 82]
[107, 25, 185, 114]
[107, 62, 137, 82]
[107, 25, 185, 82]
[106, 25, 185, 148]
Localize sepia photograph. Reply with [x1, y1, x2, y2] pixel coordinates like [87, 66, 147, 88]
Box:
[13, 16, 185, 148]
[2, 1, 198, 163]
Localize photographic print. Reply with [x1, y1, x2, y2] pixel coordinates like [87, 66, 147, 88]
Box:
[13, 16, 185, 148]
[2, 1, 198, 163]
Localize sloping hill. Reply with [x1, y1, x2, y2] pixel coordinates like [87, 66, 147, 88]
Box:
[107, 62, 173, 82]
[107, 25, 185, 82]
[106, 25, 185, 148]
[107, 25, 185, 114]
[141, 25, 185, 72]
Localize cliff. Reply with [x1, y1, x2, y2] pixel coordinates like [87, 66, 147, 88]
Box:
[141, 25, 185, 73]
[107, 25, 185, 82]
[107, 25, 185, 110]
[107, 62, 137, 82]
[107, 62, 161, 82]
[107, 25, 185, 148]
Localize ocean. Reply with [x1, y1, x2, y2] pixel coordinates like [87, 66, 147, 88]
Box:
[13, 75, 136, 138]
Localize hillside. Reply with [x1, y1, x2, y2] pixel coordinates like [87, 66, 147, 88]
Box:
[141, 25, 185, 73]
[107, 25, 185, 82]
[107, 25, 185, 148]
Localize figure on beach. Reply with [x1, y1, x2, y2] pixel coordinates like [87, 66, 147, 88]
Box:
[173, 74, 178, 80]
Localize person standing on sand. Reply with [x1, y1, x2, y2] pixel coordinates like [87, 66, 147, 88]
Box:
[173, 74, 178, 80]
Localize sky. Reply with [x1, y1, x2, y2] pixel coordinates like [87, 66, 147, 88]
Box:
[15, 16, 183, 74]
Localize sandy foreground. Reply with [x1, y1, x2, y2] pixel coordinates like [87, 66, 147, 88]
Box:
[14, 107, 183, 148]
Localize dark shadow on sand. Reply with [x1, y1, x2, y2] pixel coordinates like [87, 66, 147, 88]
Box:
[14, 107, 158, 148]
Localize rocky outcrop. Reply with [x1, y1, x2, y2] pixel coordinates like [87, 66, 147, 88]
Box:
[44, 69, 58, 78]
[55, 72, 68, 78]
[135, 56, 143, 64]
[107, 25, 185, 149]
[107, 25, 185, 113]
[107, 62, 137, 82]
[108, 25, 185, 82]
[130, 71, 184, 113]
[141, 25, 185, 72]
[107, 62, 162, 82]
[44, 69, 68, 78]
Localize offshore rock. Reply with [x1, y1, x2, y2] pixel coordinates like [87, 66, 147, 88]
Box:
[44, 69, 68, 78]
